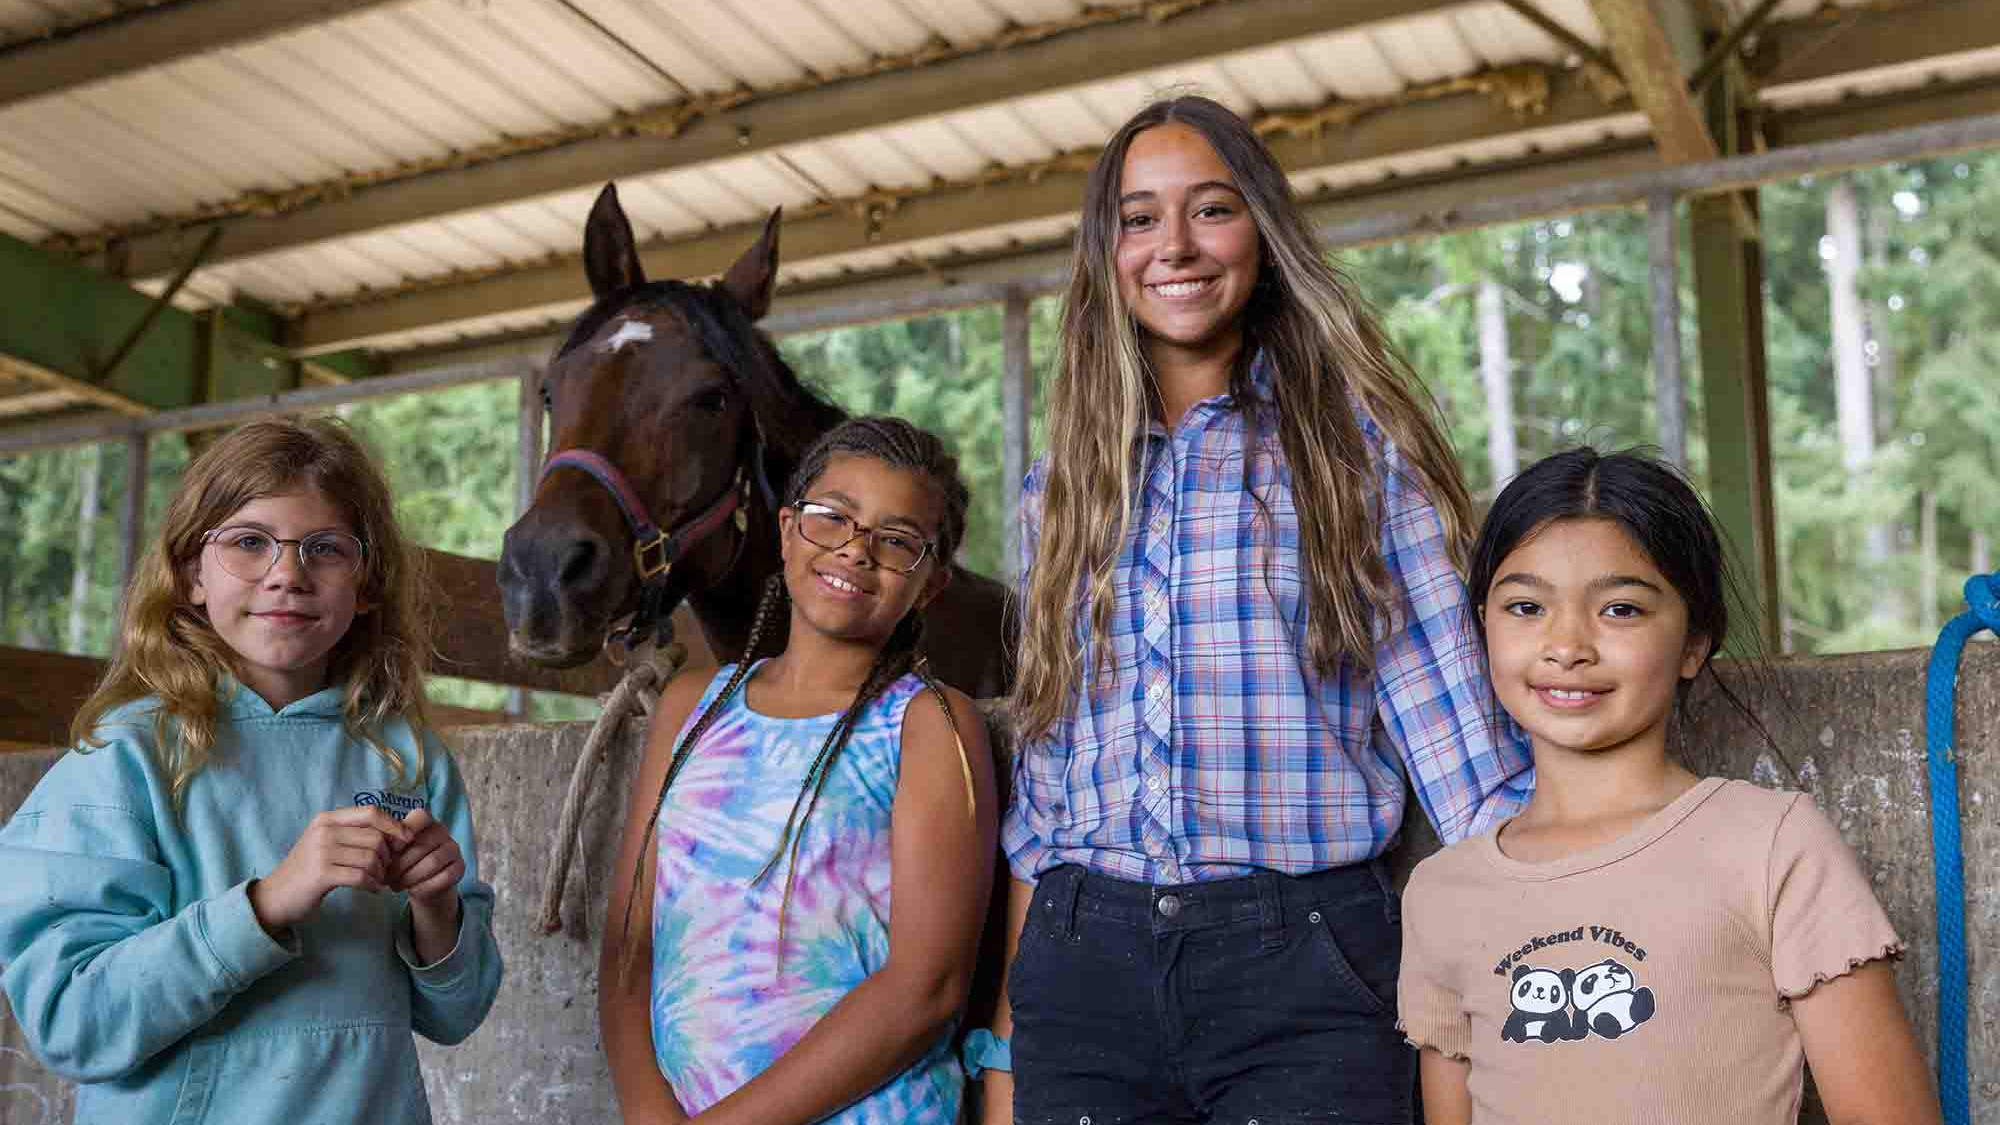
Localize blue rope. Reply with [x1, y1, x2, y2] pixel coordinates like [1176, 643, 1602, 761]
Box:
[1923, 572, 1997, 1125]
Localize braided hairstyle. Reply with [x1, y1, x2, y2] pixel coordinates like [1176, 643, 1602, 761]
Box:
[620, 417, 973, 977]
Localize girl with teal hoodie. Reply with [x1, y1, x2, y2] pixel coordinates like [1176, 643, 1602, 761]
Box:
[0, 417, 503, 1124]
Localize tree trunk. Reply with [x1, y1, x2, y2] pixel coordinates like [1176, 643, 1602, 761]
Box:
[1865, 200, 1900, 442]
[1478, 277, 1518, 490]
[1826, 178, 1897, 627]
[68, 445, 102, 653]
[1974, 531, 1992, 577]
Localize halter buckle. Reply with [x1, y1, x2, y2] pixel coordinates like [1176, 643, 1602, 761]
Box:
[633, 530, 671, 581]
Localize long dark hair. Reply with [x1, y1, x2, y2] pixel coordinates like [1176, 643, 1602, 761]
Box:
[1015, 93, 1474, 739]
[1468, 447, 1779, 757]
[619, 417, 973, 975]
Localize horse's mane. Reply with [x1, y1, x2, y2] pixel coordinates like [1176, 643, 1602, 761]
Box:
[557, 280, 848, 492]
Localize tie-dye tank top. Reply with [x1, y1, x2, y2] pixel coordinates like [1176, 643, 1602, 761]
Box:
[650, 661, 963, 1124]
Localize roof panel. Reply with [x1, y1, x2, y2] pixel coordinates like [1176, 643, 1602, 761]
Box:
[946, 104, 1059, 166]
[805, 0, 933, 57]
[646, 0, 811, 89]
[1295, 30, 1403, 99]
[1369, 18, 1479, 85]
[876, 117, 991, 181]
[560, 0, 739, 93]
[778, 142, 876, 200]
[735, 0, 872, 77]
[392, 0, 617, 129]
[1217, 45, 1326, 112]
[469, 0, 682, 115]
[883, 0, 1001, 49]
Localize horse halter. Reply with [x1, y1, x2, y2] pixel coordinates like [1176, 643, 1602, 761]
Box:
[537, 447, 759, 652]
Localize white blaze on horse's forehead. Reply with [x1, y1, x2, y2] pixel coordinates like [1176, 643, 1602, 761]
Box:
[600, 319, 655, 353]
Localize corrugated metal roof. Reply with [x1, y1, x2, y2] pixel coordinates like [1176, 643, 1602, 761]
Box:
[0, 0, 1991, 364]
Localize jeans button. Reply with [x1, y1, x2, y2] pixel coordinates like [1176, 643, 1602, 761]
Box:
[1309, 910, 1322, 924]
[1156, 893, 1183, 918]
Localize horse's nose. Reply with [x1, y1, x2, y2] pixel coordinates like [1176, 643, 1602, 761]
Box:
[498, 512, 613, 619]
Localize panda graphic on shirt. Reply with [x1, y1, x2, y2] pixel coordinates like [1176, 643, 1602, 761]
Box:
[1494, 928, 1659, 1046]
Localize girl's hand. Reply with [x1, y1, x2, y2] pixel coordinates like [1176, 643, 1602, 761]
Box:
[250, 806, 414, 934]
[388, 808, 465, 905]
[391, 808, 466, 965]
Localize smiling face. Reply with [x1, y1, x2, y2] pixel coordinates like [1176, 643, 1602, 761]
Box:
[1481, 518, 1709, 763]
[778, 452, 946, 647]
[1114, 122, 1262, 374]
[189, 487, 369, 710]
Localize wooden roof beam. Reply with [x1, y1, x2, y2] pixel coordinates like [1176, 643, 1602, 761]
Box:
[1587, 0, 1719, 162]
[111, 0, 1463, 281]
[0, 0, 401, 110]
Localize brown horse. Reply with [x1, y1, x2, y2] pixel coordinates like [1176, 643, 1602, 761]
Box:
[497, 184, 1014, 700]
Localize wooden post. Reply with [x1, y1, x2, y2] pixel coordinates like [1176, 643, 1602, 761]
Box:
[1691, 76, 1780, 651]
[1001, 290, 1034, 581]
[113, 431, 149, 655]
[1647, 191, 1687, 468]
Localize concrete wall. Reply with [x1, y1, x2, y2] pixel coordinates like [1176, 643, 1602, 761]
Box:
[2, 644, 1995, 1123]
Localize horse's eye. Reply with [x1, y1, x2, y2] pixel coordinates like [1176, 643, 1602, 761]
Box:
[691, 389, 728, 413]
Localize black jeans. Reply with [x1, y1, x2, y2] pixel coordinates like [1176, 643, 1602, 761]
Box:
[1009, 862, 1413, 1125]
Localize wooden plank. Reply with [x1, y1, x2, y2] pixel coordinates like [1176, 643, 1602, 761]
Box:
[0, 645, 102, 751]
[0, 0, 401, 109]
[1587, 0, 1720, 163]
[115, 0, 1464, 281]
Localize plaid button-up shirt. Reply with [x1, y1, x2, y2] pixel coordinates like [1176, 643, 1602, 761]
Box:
[1003, 355, 1533, 884]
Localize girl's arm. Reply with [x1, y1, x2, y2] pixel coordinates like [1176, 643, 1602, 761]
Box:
[398, 740, 504, 1046]
[1418, 1048, 1472, 1125]
[976, 876, 1034, 1125]
[1791, 962, 1941, 1125]
[600, 670, 714, 1125]
[693, 686, 999, 1125]
[0, 742, 298, 1081]
[1368, 438, 1533, 842]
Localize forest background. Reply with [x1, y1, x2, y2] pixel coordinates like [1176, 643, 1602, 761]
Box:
[3, 157, 1994, 716]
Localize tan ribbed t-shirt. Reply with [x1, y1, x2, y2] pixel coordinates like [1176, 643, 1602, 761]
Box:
[1398, 777, 1902, 1125]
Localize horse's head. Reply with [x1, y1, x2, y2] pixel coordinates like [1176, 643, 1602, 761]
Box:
[499, 183, 795, 667]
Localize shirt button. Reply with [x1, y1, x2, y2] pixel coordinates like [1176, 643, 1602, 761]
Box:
[1156, 894, 1183, 918]
[1148, 680, 1167, 701]
[1147, 776, 1164, 792]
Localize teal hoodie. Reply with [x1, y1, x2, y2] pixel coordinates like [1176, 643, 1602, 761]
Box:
[0, 683, 503, 1124]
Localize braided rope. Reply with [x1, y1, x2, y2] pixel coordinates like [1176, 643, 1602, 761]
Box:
[538, 643, 685, 935]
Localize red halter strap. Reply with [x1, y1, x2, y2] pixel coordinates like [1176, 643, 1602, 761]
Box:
[537, 448, 742, 582]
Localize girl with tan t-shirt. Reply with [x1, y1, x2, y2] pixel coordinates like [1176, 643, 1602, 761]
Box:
[1398, 448, 1940, 1125]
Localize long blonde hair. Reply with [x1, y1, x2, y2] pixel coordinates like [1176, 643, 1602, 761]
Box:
[71, 417, 436, 805]
[1014, 95, 1476, 741]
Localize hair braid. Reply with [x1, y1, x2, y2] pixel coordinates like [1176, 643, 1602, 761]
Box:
[617, 573, 788, 983]
[758, 611, 924, 963]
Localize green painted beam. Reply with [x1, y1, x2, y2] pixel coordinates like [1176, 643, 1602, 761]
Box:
[0, 233, 377, 414]
[1690, 74, 1781, 652]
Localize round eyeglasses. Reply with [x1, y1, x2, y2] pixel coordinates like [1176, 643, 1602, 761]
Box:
[792, 501, 934, 574]
[201, 526, 367, 584]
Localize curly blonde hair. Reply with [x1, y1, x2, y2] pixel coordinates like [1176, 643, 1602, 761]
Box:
[1013, 95, 1476, 741]
[71, 417, 437, 805]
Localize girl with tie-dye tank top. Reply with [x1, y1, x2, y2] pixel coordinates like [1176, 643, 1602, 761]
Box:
[600, 418, 998, 1125]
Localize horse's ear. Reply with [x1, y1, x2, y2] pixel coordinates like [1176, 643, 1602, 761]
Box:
[584, 182, 646, 300]
[722, 208, 781, 321]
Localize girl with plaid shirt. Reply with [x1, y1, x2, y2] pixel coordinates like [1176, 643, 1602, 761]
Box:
[977, 95, 1533, 1125]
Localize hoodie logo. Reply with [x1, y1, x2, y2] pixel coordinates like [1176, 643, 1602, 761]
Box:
[353, 790, 429, 820]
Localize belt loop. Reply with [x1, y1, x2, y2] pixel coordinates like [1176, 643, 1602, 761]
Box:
[1256, 870, 1285, 951]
